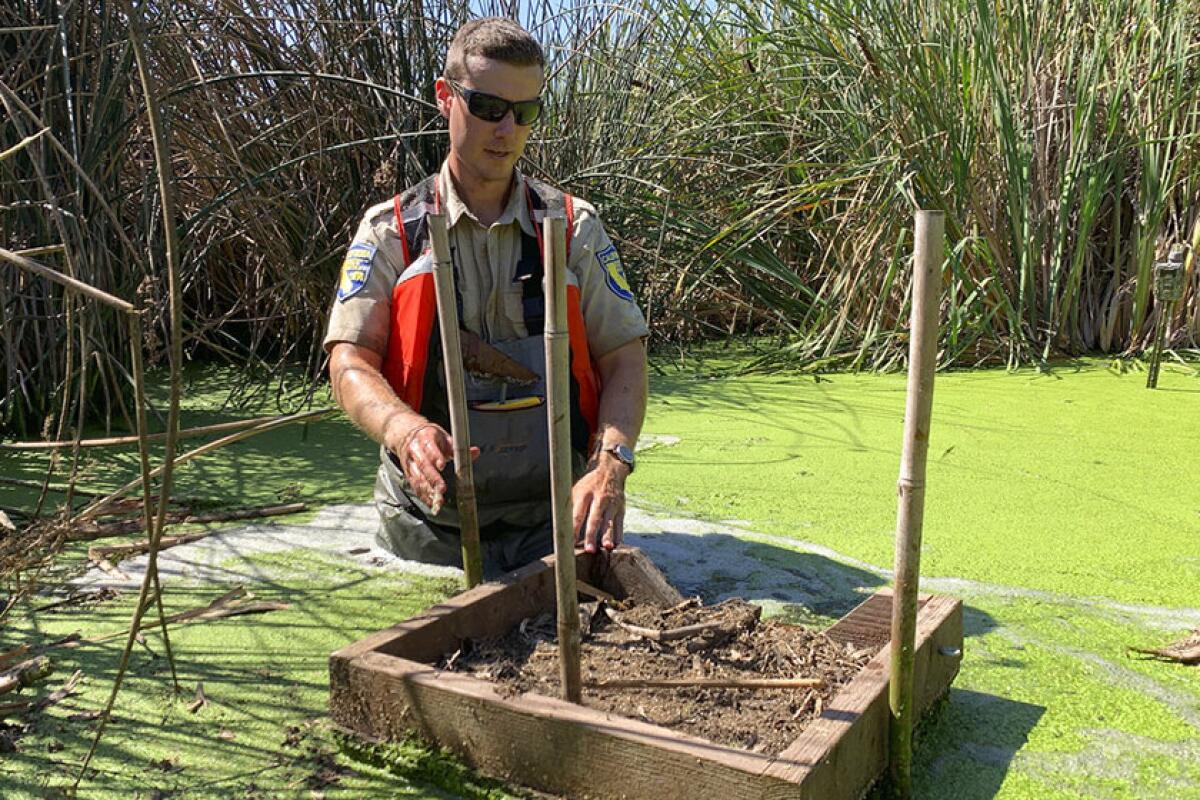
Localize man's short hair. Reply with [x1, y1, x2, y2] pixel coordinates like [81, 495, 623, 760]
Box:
[444, 17, 545, 82]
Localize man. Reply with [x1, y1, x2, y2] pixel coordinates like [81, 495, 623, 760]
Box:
[324, 17, 648, 578]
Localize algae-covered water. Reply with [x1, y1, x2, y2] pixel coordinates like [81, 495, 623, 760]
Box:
[1, 355, 1197, 799]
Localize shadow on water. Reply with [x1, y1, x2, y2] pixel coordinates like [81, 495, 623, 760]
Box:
[627, 528, 997, 636]
[905, 688, 1047, 800]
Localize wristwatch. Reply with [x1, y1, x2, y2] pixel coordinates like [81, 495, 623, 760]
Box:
[602, 442, 636, 474]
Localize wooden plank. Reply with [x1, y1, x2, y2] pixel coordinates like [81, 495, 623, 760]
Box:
[592, 547, 685, 607]
[330, 547, 672, 667]
[825, 590, 929, 649]
[330, 553, 580, 665]
[765, 594, 962, 798]
[330, 560, 963, 800]
[333, 650, 803, 800]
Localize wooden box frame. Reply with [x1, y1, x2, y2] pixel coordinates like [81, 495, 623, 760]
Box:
[330, 548, 962, 799]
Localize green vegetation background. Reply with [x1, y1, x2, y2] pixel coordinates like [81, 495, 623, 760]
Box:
[2, 355, 1198, 798]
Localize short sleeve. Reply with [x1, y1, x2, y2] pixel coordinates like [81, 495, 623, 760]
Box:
[323, 209, 403, 356]
[569, 202, 649, 358]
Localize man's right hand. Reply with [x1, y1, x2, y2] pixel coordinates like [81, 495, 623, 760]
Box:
[387, 418, 454, 510]
[329, 341, 480, 511]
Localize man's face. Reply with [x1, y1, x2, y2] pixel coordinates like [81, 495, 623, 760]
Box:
[436, 56, 544, 187]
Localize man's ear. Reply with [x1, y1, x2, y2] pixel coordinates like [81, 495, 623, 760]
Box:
[434, 77, 452, 119]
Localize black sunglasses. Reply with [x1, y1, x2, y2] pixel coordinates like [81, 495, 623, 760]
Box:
[448, 79, 543, 126]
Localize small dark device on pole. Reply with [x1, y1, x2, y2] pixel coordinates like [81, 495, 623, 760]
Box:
[1146, 244, 1187, 390]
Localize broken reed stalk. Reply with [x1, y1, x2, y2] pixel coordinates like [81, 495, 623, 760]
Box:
[127, 309, 178, 690]
[543, 214, 582, 704]
[75, 409, 334, 519]
[586, 677, 824, 691]
[426, 213, 484, 588]
[0, 110, 182, 730]
[0, 247, 134, 314]
[1, 412, 319, 450]
[77, 3, 184, 787]
[888, 210, 944, 800]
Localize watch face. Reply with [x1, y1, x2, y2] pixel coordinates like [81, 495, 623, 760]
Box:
[611, 444, 634, 465]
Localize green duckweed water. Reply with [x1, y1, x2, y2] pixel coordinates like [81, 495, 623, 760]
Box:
[1, 356, 1197, 798]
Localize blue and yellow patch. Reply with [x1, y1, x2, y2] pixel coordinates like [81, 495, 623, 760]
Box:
[596, 244, 634, 302]
[337, 243, 376, 301]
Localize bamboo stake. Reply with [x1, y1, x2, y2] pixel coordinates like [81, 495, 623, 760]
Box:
[543, 214, 582, 704]
[425, 213, 483, 588]
[888, 211, 944, 799]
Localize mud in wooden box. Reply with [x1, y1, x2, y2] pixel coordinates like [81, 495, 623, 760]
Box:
[330, 548, 962, 799]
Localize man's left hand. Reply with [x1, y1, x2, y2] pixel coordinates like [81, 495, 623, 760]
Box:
[571, 457, 630, 553]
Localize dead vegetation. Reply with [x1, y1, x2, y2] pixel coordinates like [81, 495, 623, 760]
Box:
[444, 595, 879, 756]
[1130, 630, 1200, 665]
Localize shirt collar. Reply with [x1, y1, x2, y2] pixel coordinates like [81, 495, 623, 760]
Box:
[438, 163, 535, 237]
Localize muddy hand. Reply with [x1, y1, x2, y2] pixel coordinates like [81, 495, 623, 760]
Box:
[571, 465, 627, 553]
[393, 422, 453, 509]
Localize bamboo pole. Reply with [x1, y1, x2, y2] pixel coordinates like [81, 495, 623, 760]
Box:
[888, 211, 944, 798]
[543, 214, 582, 703]
[425, 213, 484, 588]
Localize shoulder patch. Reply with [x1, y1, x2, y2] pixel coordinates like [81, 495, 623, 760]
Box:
[337, 243, 377, 301]
[596, 244, 634, 302]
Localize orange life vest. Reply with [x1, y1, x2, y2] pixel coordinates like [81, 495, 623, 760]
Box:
[380, 174, 602, 458]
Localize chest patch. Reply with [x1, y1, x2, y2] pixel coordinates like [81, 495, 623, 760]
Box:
[597, 244, 634, 302]
[337, 242, 377, 301]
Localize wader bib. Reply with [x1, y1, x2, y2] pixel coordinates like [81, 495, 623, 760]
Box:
[373, 175, 600, 573]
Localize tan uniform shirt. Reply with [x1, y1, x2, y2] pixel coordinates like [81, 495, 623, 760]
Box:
[324, 163, 648, 358]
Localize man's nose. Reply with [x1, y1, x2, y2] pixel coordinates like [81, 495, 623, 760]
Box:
[494, 111, 516, 136]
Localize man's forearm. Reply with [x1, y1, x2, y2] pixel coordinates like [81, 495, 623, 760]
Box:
[594, 339, 648, 455]
[329, 345, 424, 451]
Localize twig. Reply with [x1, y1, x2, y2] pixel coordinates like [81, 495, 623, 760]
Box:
[1128, 630, 1200, 665]
[0, 247, 134, 314]
[30, 589, 119, 614]
[603, 607, 740, 643]
[84, 586, 289, 644]
[28, 632, 82, 655]
[27, 670, 82, 714]
[0, 645, 30, 670]
[187, 682, 208, 713]
[77, 4, 186, 785]
[90, 557, 130, 582]
[585, 677, 825, 690]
